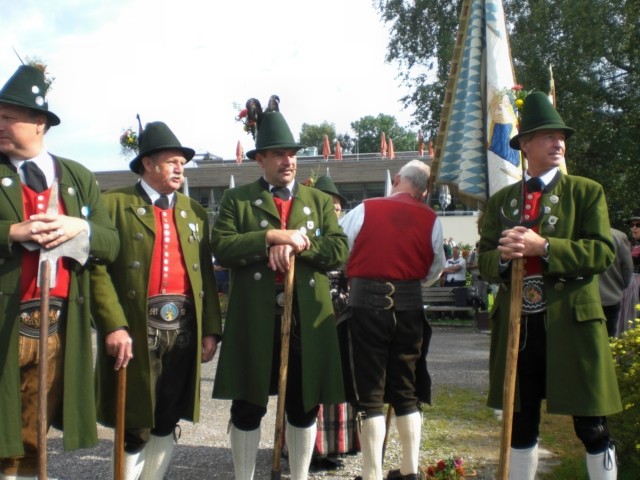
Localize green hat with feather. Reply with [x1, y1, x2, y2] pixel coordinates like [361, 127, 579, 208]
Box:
[0, 64, 60, 126]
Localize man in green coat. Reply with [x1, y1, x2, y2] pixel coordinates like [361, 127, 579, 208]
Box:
[0, 64, 120, 478]
[478, 92, 621, 479]
[211, 105, 349, 480]
[91, 121, 222, 479]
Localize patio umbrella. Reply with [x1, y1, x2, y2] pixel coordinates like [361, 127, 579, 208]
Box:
[334, 140, 343, 160]
[417, 130, 424, 157]
[384, 169, 393, 197]
[182, 177, 190, 197]
[428, 140, 435, 158]
[236, 140, 243, 164]
[229, 175, 236, 189]
[388, 138, 395, 160]
[322, 134, 331, 161]
[380, 132, 388, 158]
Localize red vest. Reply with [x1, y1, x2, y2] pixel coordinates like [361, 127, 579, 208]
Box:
[20, 184, 71, 300]
[347, 193, 437, 281]
[523, 186, 543, 276]
[272, 196, 293, 283]
[147, 206, 192, 296]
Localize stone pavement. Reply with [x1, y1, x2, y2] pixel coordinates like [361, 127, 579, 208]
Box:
[44, 326, 507, 479]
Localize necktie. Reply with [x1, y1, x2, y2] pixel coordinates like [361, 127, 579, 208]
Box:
[21, 161, 47, 193]
[271, 186, 291, 200]
[155, 194, 170, 210]
[525, 177, 544, 193]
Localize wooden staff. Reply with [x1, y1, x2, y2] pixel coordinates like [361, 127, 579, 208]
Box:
[37, 260, 52, 480]
[382, 406, 393, 463]
[271, 254, 296, 480]
[497, 257, 525, 480]
[114, 366, 127, 480]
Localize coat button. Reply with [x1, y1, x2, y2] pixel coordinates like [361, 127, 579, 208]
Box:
[193, 264, 199, 271]
[127, 290, 136, 298]
[134, 233, 144, 240]
[199, 291, 205, 298]
[554, 282, 564, 292]
[309, 279, 315, 287]
[254, 272, 262, 281]
[130, 261, 140, 269]
[77, 296, 84, 304]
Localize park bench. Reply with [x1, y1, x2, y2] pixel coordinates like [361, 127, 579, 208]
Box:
[422, 285, 485, 330]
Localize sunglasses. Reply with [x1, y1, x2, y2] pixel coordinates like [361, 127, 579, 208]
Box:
[631, 222, 640, 228]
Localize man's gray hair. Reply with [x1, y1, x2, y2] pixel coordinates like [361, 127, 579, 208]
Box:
[398, 159, 431, 192]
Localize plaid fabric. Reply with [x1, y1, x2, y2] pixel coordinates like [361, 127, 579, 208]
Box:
[314, 403, 360, 456]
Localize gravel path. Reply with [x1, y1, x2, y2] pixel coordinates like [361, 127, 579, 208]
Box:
[47, 326, 492, 479]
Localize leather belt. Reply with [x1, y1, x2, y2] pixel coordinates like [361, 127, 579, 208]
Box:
[147, 294, 194, 330]
[19, 297, 67, 338]
[348, 277, 423, 311]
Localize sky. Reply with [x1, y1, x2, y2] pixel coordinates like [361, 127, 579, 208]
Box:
[0, 0, 415, 172]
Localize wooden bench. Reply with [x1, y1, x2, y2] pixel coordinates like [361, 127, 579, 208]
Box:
[422, 285, 481, 326]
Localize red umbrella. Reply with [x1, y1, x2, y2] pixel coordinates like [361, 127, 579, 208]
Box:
[380, 132, 388, 158]
[236, 140, 243, 164]
[417, 130, 424, 157]
[334, 141, 343, 160]
[322, 135, 331, 160]
[388, 138, 395, 160]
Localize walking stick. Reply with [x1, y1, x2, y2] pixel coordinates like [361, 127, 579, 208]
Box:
[271, 254, 296, 480]
[496, 257, 525, 480]
[114, 366, 127, 480]
[37, 260, 52, 480]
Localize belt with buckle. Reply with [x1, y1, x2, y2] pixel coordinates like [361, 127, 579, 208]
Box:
[19, 297, 66, 338]
[147, 294, 194, 330]
[348, 277, 423, 311]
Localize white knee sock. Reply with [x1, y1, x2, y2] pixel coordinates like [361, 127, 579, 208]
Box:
[230, 424, 261, 480]
[396, 411, 422, 475]
[360, 415, 386, 480]
[139, 433, 175, 480]
[509, 444, 538, 480]
[586, 444, 617, 480]
[285, 421, 317, 480]
[116, 447, 146, 480]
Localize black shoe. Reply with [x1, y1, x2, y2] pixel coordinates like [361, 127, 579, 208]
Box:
[387, 469, 423, 480]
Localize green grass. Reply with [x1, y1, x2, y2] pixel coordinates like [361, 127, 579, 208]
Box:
[414, 389, 634, 479]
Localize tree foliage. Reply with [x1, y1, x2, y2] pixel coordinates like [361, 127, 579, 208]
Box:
[376, 0, 640, 227]
[351, 113, 417, 153]
[299, 121, 336, 152]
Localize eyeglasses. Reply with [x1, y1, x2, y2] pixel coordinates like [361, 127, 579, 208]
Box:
[630, 222, 640, 228]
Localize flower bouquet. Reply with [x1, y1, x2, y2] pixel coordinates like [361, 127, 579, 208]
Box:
[424, 457, 466, 479]
[119, 127, 138, 158]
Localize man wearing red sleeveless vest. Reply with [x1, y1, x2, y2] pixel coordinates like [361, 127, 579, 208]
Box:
[340, 160, 445, 480]
[0, 64, 120, 478]
[90, 121, 222, 479]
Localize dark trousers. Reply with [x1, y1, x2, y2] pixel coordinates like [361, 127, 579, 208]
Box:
[348, 307, 424, 417]
[602, 302, 621, 337]
[231, 313, 319, 431]
[125, 322, 197, 452]
[511, 314, 612, 454]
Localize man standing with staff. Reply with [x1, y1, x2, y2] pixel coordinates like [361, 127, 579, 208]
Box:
[478, 92, 621, 479]
[91, 120, 222, 479]
[211, 99, 348, 480]
[339, 159, 444, 480]
[0, 62, 120, 479]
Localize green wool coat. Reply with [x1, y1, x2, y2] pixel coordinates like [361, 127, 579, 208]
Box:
[0, 155, 120, 457]
[478, 173, 622, 416]
[91, 186, 222, 428]
[211, 180, 349, 412]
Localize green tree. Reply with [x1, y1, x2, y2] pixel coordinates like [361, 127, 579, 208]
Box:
[351, 113, 417, 153]
[299, 122, 336, 152]
[376, 0, 640, 226]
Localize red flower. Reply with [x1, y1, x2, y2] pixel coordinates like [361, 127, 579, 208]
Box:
[437, 460, 446, 471]
[237, 109, 248, 119]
